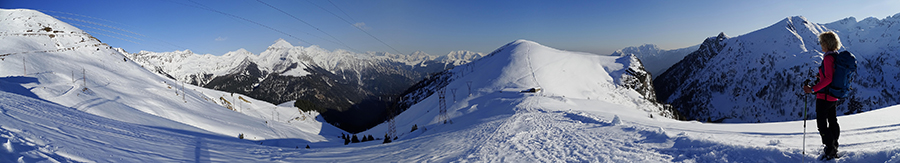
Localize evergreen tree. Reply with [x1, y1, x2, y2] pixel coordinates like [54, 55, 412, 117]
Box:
[411, 124, 418, 132]
[305, 145, 310, 149]
[383, 134, 392, 144]
[367, 135, 375, 141]
[351, 135, 360, 143]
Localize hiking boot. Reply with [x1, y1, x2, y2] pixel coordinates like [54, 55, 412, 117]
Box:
[829, 147, 839, 157]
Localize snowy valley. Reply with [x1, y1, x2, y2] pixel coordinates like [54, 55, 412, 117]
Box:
[2, 8, 900, 162]
[127, 39, 486, 133]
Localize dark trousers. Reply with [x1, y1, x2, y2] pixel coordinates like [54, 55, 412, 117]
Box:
[816, 99, 839, 149]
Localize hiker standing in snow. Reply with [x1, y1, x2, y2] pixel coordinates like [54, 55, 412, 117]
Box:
[803, 31, 856, 160]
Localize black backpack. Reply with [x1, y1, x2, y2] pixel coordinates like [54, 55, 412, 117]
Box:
[819, 51, 856, 98]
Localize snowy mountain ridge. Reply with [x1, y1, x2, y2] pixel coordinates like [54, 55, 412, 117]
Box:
[389, 39, 677, 126]
[0, 8, 339, 143]
[129, 38, 488, 133]
[611, 44, 700, 78]
[655, 14, 900, 123]
[129, 39, 486, 86]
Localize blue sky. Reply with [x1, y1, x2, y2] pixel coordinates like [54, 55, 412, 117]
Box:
[2, 0, 899, 56]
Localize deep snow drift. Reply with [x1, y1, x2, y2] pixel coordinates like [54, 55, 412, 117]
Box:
[3, 8, 900, 162]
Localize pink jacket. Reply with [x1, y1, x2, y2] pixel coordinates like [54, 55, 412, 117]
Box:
[814, 51, 839, 101]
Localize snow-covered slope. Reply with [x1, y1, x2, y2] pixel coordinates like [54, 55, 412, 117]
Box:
[4, 13, 900, 161]
[0, 90, 307, 162]
[374, 39, 675, 138]
[611, 44, 700, 78]
[0, 8, 339, 142]
[655, 14, 900, 123]
[6, 75, 900, 162]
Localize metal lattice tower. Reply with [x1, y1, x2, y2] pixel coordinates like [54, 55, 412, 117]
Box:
[450, 88, 457, 102]
[439, 88, 450, 124]
[387, 114, 396, 139]
[385, 95, 397, 139]
[466, 81, 473, 96]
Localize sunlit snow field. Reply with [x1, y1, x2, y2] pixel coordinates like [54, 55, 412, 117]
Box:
[2, 8, 900, 162]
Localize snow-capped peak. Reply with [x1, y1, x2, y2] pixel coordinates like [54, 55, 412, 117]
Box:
[716, 32, 729, 40]
[445, 50, 484, 60]
[509, 39, 541, 48]
[408, 51, 430, 56]
[610, 43, 699, 79]
[268, 38, 294, 50]
[224, 48, 253, 57]
[398, 39, 665, 116]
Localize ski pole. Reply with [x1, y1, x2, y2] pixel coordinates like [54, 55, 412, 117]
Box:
[802, 79, 811, 161]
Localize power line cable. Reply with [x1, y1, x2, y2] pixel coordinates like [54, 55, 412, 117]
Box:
[181, 0, 362, 53]
[52, 16, 146, 37]
[79, 27, 195, 55]
[176, 0, 313, 48]
[37, 9, 136, 29]
[82, 29, 141, 45]
[255, 0, 360, 52]
[303, 0, 405, 54]
[326, 0, 356, 23]
[83, 28, 193, 54]
[37, 7, 234, 55]
[69, 22, 144, 42]
[51, 14, 211, 54]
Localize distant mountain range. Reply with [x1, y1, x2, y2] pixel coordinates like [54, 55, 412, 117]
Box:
[611, 44, 699, 78]
[127, 40, 486, 132]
